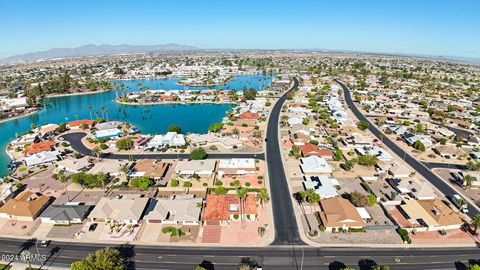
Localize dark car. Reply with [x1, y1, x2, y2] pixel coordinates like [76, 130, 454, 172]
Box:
[88, 223, 98, 231]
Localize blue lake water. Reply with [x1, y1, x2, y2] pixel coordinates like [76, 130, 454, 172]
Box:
[0, 74, 273, 176]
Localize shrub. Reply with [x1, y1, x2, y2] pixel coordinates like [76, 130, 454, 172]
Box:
[115, 138, 133, 150]
[170, 179, 179, 187]
[332, 227, 337, 233]
[357, 120, 369, 131]
[61, 142, 69, 147]
[213, 186, 228, 195]
[214, 180, 223, 186]
[209, 145, 218, 151]
[208, 122, 224, 132]
[190, 147, 207, 160]
[357, 155, 379, 166]
[130, 176, 153, 189]
[233, 214, 239, 219]
[245, 182, 251, 187]
[183, 181, 193, 187]
[367, 194, 377, 206]
[99, 143, 109, 150]
[167, 124, 182, 134]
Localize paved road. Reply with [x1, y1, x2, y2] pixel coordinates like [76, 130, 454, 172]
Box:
[0, 237, 478, 270]
[265, 78, 304, 245]
[336, 79, 480, 217]
[62, 132, 265, 160]
[423, 161, 466, 170]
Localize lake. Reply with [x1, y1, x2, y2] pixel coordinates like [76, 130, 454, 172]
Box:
[0, 74, 273, 176]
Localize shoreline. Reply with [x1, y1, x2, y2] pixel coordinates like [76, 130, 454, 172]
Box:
[115, 100, 236, 106]
[0, 108, 40, 124]
[45, 88, 112, 98]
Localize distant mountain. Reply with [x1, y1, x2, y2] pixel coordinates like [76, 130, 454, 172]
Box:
[0, 43, 200, 64]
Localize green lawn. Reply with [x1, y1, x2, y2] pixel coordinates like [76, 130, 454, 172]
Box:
[0, 263, 12, 270]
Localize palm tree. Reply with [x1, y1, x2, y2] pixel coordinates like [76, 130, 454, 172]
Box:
[100, 106, 105, 119]
[104, 109, 109, 122]
[458, 197, 467, 210]
[232, 127, 240, 138]
[21, 250, 32, 269]
[94, 111, 99, 120]
[236, 187, 248, 228]
[471, 214, 480, 234]
[91, 146, 101, 159]
[57, 170, 69, 202]
[87, 105, 93, 120]
[257, 188, 270, 208]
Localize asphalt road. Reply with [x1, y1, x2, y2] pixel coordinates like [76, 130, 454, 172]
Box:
[62, 132, 265, 160]
[423, 161, 467, 170]
[336, 79, 480, 216]
[265, 77, 304, 245]
[0, 237, 478, 270]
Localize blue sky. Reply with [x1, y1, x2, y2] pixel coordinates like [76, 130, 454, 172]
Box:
[0, 0, 479, 58]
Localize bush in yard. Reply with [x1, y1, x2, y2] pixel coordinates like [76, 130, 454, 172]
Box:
[99, 143, 109, 150]
[170, 179, 179, 187]
[357, 120, 369, 131]
[183, 181, 193, 187]
[130, 176, 153, 189]
[214, 186, 228, 195]
[214, 180, 223, 186]
[233, 214, 239, 219]
[115, 138, 133, 150]
[357, 155, 378, 166]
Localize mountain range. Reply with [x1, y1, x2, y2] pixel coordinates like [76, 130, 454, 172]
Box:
[0, 43, 200, 64]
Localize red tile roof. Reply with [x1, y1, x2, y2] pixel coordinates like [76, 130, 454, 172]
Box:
[238, 112, 260, 120]
[22, 140, 57, 155]
[202, 194, 257, 221]
[300, 144, 333, 157]
[68, 120, 95, 127]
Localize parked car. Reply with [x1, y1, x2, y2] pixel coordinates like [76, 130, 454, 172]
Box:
[450, 194, 469, 214]
[40, 240, 50, 248]
[450, 171, 462, 182]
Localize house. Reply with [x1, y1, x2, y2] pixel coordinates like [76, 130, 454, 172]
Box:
[22, 140, 57, 155]
[290, 132, 311, 146]
[0, 183, 16, 206]
[288, 117, 303, 126]
[317, 197, 367, 231]
[175, 159, 217, 178]
[389, 178, 437, 200]
[56, 157, 91, 173]
[202, 194, 257, 226]
[299, 156, 333, 175]
[216, 158, 256, 177]
[129, 159, 171, 183]
[88, 159, 131, 176]
[388, 163, 411, 178]
[0, 191, 50, 220]
[433, 145, 463, 159]
[87, 196, 149, 224]
[238, 112, 260, 120]
[38, 123, 59, 136]
[40, 204, 92, 224]
[95, 122, 118, 131]
[300, 144, 334, 159]
[147, 132, 186, 148]
[94, 128, 123, 139]
[303, 176, 338, 198]
[25, 150, 61, 166]
[404, 133, 433, 148]
[355, 146, 393, 161]
[398, 197, 462, 231]
[67, 120, 95, 130]
[11, 133, 39, 146]
[143, 196, 202, 225]
[343, 133, 372, 148]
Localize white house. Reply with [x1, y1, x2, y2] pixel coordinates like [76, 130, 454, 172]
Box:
[147, 132, 186, 148]
[300, 156, 333, 174]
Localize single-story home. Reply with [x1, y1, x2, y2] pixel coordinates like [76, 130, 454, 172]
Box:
[88, 196, 149, 224]
[143, 196, 202, 225]
[40, 204, 92, 224]
[0, 191, 50, 220]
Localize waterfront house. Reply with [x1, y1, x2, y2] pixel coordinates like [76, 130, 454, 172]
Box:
[300, 144, 334, 159]
[88, 159, 131, 177]
[87, 196, 149, 224]
[22, 140, 57, 156]
[40, 204, 92, 224]
[0, 191, 50, 220]
[94, 128, 123, 139]
[202, 194, 257, 226]
[143, 196, 202, 225]
[147, 132, 186, 148]
[25, 150, 61, 167]
[67, 119, 95, 130]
